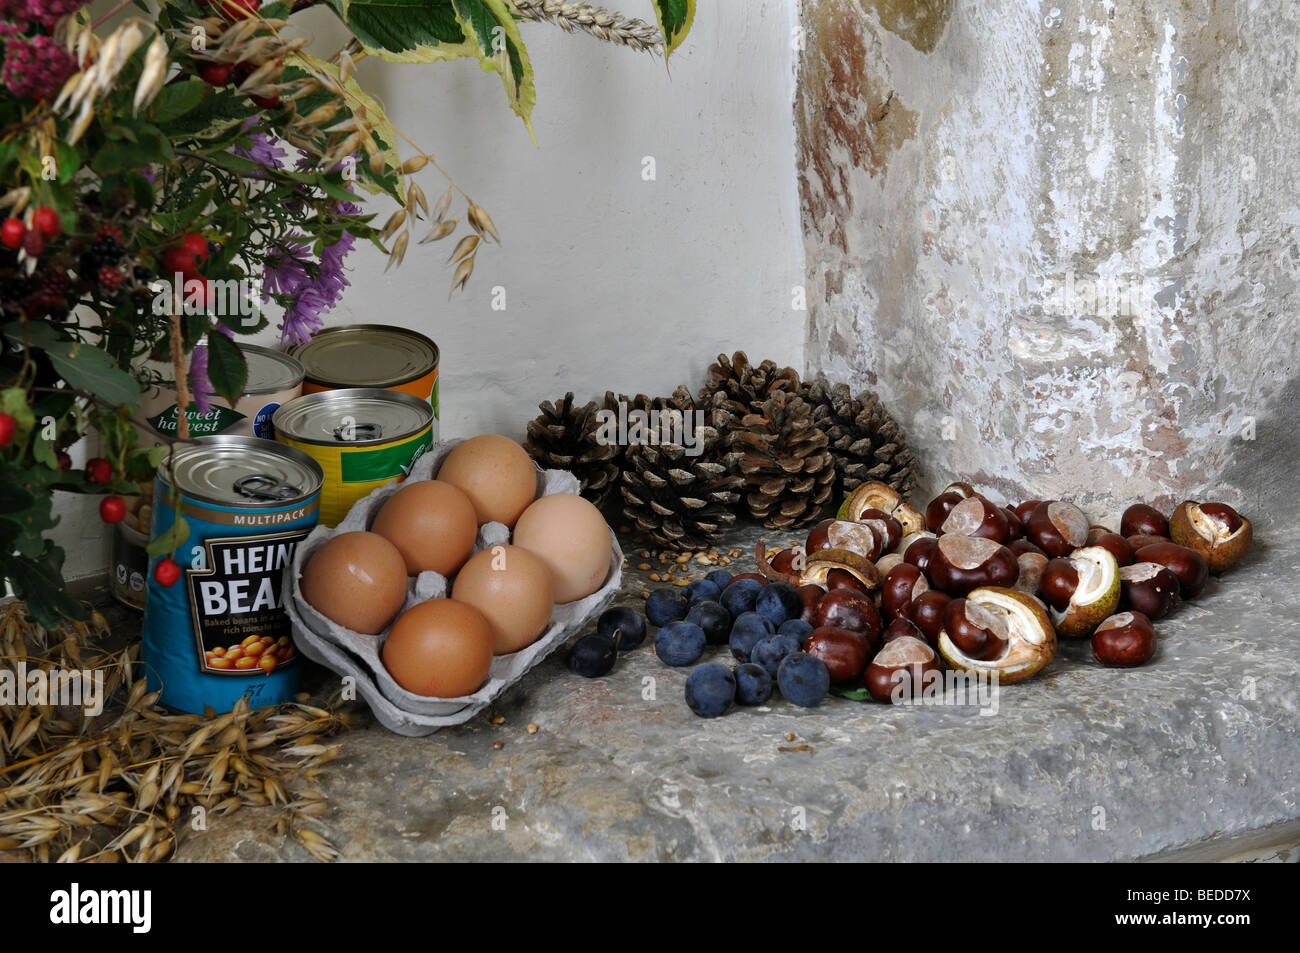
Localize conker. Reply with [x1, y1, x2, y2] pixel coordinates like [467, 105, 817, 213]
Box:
[1091, 611, 1157, 667]
[1012, 500, 1042, 524]
[1039, 557, 1078, 612]
[941, 598, 1009, 662]
[1003, 506, 1024, 542]
[803, 626, 871, 683]
[797, 583, 825, 625]
[1133, 541, 1209, 600]
[927, 534, 1019, 596]
[1120, 503, 1169, 539]
[875, 552, 905, 577]
[864, 636, 941, 703]
[903, 534, 939, 575]
[1169, 500, 1253, 573]
[940, 496, 1012, 544]
[880, 617, 925, 645]
[924, 482, 976, 532]
[814, 588, 882, 645]
[1119, 562, 1179, 620]
[881, 563, 928, 622]
[909, 590, 952, 648]
[1085, 529, 1133, 567]
[805, 519, 881, 560]
[1024, 500, 1089, 558]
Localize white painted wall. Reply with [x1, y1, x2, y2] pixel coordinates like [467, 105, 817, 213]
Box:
[55, 0, 806, 582]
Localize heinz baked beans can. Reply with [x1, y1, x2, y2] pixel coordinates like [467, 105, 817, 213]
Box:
[290, 325, 439, 443]
[142, 436, 323, 714]
[273, 388, 434, 527]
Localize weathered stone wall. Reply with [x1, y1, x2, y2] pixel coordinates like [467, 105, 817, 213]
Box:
[797, 0, 1300, 528]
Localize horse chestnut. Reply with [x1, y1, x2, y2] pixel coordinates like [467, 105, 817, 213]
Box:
[1091, 611, 1157, 667]
[814, 588, 882, 645]
[802, 626, 871, 683]
[864, 636, 941, 703]
[881, 563, 928, 622]
[1119, 562, 1180, 620]
[927, 534, 1019, 596]
[1133, 541, 1209, 600]
[942, 597, 1009, 662]
[1168, 500, 1252, 573]
[909, 590, 952, 647]
[940, 496, 1012, 543]
[1024, 500, 1089, 558]
[1120, 503, 1169, 539]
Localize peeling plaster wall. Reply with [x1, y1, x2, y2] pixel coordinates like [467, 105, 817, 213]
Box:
[797, 0, 1300, 528]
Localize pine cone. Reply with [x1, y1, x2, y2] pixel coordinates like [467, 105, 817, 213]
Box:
[801, 380, 916, 497]
[699, 351, 801, 420]
[524, 392, 622, 506]
[728, 390, 836, 530]
[620, 386, 743, 551]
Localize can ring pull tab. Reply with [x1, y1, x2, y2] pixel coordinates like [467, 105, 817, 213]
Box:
[233, 474, 302, 501]
[334, 421, 381, 442]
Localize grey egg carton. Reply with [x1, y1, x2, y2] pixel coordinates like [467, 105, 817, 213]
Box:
[284, 437, 622, 736]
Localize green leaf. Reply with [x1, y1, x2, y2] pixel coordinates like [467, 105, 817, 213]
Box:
[326, 0, 471, 62]
[0, 480, 35, 515]
[146, 514, 190, 557]
[2, 547, 86, 629]
[205, 332, 247, 407]
[651, 0, 697, 58]
[45, 342, 141, 411]
[831, 686, 873, 702]
[199, 150, 262, 175]
[150, 78, 209, 123]
[450, 0, 536, 133]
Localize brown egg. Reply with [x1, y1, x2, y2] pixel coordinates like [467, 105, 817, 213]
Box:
[437, 435, 537, 528]
[300, 532, 408, 635]
[370, 479, 477, 577]
[452, 544, 554, 655]
[512, 493, 611, 603]
[381, 598, 494, 697]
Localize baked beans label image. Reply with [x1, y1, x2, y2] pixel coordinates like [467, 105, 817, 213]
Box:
[188, 531, 308, 676]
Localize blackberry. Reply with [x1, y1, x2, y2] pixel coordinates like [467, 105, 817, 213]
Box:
[92, 236, 122, 263]
[133, 265, 153, 283]
[78, 251, 101, 276]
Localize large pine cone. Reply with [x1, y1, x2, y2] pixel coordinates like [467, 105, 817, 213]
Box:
[727, 390, 836, 530]
[699, 351, 801, 420]
[620, 386, 743, 551]
[524, 392, 622, 506]
[801, 380, 916, 497]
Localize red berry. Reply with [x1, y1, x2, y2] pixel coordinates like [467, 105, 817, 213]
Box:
[1, 218, 23, 250]
[97, 224, 124, 244]
[97, 265, 123, 291]
[0, 413, 14, 448]
[153, 557, 182, 587]
[32, 206, 61, 240]
[85, 457, 112, 484]
[197, 61, 233, 86]
[161, 244, 201, 277]
[180, 233, 209, 264]
[99, 495, 127, 523]
[21, 230, 45, 256]
[56, 450, 71, 471]
[218, 0, 260, 17]
[249, 92, 281, 109]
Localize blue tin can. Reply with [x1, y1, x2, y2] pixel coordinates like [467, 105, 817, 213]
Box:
[142, 436, 323, 714]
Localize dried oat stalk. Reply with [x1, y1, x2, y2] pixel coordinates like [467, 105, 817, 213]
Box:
[0, 603, 352, 863]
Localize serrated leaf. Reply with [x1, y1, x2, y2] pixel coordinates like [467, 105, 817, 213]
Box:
[150, 79, 208, 123]
[325, 0, 474, 64]
[146, 514, 190, 557]
[45, 343, 141, 411]
[450, 0, 537, 133]
[2, 547, 85, 628]
[204, 334, 247, 408]
[651, 0, 697, 58]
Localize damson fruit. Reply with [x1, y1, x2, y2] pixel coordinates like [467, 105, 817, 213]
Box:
[706, 569, 734, 590]
[683, 578, 722, 604]
[750, 633, 800, 679]
[655, 621, 707, 667]
[720, 578, 765, 618]
[568, 634, 617, 678]
[729, 611, 776, 661]
[776, 652, 830, 707]
[597, 607, 646, 652]
[685, 663, 736, 718]
[755, 582, 803, 626]
[645, 588, 689, 627]
[686, 600, 732, 645]
[734, 663, 774, 705]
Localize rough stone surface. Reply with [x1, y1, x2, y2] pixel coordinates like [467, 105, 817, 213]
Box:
[796, 0, 1300, 521]
[171, 522, 1300, 863]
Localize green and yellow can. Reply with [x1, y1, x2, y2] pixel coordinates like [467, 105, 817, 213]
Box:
[272, 388, 434, 527]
